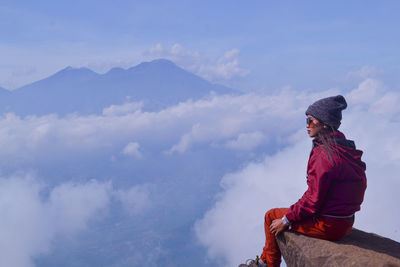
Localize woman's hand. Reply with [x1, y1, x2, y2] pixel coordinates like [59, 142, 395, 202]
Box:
[270, 219, 288, 236]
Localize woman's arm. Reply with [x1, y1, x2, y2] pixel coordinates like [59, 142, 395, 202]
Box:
[285, 148, 334, 222]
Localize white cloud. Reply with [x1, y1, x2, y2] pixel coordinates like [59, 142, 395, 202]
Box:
[370, 91, 400, 116]
[0, 172, 152, 267]
[225, 131, 267, 151]
[347, 65, 382, 80]
[122, 142, 142, 158]
[103, 102, 143, 116]
[48, 180, 112, 235]
[114, 185, 150, 215]
[167, 132, 193, 154]
[346, 78, 384, 105]
[198, 48, 250, 81]
[0, 79, 388, 162]
[0, 90, 313, 160]
[164, 91, 315, 154]
[144, 43, 250, 81]
[0, 175, 111, 267]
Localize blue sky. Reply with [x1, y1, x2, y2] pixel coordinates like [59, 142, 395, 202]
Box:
[1, 2, 400, 266]
[1, 1, 400, 91]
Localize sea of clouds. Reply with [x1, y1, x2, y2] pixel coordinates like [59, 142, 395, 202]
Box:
[0, 75, 398, 266]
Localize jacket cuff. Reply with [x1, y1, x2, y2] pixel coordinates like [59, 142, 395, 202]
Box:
[285, 211, 295, 222]
[282, 215, 291, 225]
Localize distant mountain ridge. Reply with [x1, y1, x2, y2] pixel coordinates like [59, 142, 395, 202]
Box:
[0, 59, 235, 116]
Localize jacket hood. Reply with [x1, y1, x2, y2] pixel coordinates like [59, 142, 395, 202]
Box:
[313, 131, 366, 171]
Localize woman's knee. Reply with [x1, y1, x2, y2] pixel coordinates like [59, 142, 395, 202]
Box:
[265, 208, 287, 223]
[264, 208, 278, 223]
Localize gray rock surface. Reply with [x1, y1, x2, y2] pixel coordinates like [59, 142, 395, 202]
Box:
[277, 228, 400, 267]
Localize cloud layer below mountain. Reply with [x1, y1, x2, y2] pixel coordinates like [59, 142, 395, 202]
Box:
[0, 75, 398, 266]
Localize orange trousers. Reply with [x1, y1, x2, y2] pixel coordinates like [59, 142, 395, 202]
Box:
[260, 208, 354, 267]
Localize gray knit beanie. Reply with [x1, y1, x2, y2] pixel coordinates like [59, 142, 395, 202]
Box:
[305, 95, 347, 129]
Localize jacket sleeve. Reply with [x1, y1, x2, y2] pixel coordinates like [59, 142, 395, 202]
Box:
[285, 148, 334, 222]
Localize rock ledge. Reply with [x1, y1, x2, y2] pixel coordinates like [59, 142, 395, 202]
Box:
[276, 228, 400, 267]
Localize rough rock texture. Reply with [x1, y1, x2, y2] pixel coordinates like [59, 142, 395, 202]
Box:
[277, 228, 400, 267]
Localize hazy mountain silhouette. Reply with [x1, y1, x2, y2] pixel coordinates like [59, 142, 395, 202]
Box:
[2, 59, 235, 116]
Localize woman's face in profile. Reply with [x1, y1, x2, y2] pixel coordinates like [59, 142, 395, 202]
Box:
[306, 115, 325, 138]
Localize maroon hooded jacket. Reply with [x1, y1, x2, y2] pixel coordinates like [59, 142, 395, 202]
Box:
[285, 131, 367, 222]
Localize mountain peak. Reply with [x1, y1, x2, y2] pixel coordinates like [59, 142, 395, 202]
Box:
[59, 65, 95, 73]
[129, 58, 178, 71]
[50, 66, 98, 80]
[148, 58, 176, 65]
[63, 66, 74, 71]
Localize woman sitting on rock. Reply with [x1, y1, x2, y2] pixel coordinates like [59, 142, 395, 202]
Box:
[246, 95, 367, 267]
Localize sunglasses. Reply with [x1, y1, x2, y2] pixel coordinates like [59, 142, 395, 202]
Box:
[306, 117, 315, 127]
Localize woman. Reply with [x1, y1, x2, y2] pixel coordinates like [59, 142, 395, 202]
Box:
[250, 95, 367, 267]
